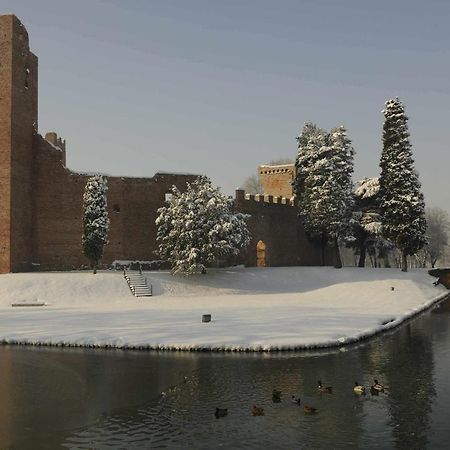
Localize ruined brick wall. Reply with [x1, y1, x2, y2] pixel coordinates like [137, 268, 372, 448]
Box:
[32, 134, 197, 270]
[0, 15, 37, 272]
[258, 163, 295, 199]
[234, 190, 332, 267]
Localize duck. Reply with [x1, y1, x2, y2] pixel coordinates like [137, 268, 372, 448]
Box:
[215, 407, 228, 418]
[372, 379, 384, 392]
[291, 395, 301, 405]
[370, 386, 379, 396]
[304, 405, 318, 414]
[272, 389, 282, 402]
[252, 405, 265, 416]
[318, 380, 332, 393]
[353, 382, 366, 394]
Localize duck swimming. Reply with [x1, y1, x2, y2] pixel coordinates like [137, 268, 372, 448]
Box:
[252, 405, 265, 416]
[215, 407, 228, 418]
[372, 379, 384, 392]
[318, 380, 332, 393]
[353, 382, 366, 394]
[304, 405, 318, 414]
[272, 389, 282, 402]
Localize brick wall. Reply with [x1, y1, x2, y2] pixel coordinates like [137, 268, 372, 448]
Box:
[234, 190, 332, 267]
[0, 15, 37, 272]
[32, 134, 197, 270]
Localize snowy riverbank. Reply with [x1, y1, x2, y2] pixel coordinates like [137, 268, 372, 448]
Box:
[0, 267, 447, 351]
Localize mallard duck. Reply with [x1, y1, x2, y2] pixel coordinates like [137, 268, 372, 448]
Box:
[252, 405, 265, 416]
[318, 380, 332, 393]
[372, 379, 384, 392]
[304, 405, 318, 414]
[370, 386, 379, 396]
[291, 395, 301, 405]
[215, 407, 228, 418]
[353, 382, 366, 394]
[272, 389, 282, 402]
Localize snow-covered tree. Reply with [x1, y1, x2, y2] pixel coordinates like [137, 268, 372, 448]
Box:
[379, 98, 427, 271]
[156, 176, 250, 275]
[295, 124, 355, 268]
[293, 122, 327, 201]
[351, 177, 387, 267]
[82, 175, 109, 274]
[424, 207, 450, 268]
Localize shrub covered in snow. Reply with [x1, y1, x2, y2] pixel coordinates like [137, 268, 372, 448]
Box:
[82, 175, 110, 274]
[156, 176, 250, 275]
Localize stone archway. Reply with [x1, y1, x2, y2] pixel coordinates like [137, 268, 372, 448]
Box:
[256, 240, 267, 267]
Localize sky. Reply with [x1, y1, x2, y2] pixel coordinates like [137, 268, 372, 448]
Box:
[4, 0, 450, 211]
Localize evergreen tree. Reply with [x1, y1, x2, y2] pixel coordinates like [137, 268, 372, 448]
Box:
[293, 122, 326, 200]
[156, 176, 250, 275]
[351, 177, 384, 267]
[295, 124, 355, 268]
[379, 98, 427, 271]
[82, 175, 109, 274]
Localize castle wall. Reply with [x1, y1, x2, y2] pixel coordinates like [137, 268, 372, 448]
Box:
[32, 135, 197, 270]
[234, 190, 332, 267]
[0, 14, 329, 273]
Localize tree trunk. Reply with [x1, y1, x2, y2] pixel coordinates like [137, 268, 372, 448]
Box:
[401, 252, 408, 272]
[334, 238, 342, 269]
[320, 234, 326, 266]
[93, 261, 97, 274]
[358, 244, 366, 268]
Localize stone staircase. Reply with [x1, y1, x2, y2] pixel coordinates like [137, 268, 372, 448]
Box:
[124, 269, 152, 297]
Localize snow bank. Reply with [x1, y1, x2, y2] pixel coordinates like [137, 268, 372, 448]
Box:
[0, 267, 446, 352]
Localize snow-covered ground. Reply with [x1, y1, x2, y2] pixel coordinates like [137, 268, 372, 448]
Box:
[0, 267, 446, 351]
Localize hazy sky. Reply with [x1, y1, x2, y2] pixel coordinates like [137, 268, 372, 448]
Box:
[5, 0, 450, 210]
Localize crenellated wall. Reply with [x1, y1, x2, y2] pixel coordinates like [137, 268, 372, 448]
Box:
[234, 189, 332, 267]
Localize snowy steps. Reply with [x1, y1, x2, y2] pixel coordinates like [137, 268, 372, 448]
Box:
[124, 270, 152, 297]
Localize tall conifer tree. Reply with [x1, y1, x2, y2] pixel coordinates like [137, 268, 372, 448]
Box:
[379, 98, 427, 271]
[82, 175, 110, 274]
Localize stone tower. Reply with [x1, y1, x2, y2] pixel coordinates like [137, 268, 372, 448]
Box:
[258, 163, 295, 198]
[0, 15, 37, 272]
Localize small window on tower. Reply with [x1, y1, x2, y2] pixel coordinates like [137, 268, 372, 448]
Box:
[24, 68, 30, 89]
[113, 204, 120, 213]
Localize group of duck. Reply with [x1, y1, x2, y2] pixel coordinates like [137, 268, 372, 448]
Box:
[215, 379, 386, 418]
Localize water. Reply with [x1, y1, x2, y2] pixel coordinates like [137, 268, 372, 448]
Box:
[1, 297, 450, 449]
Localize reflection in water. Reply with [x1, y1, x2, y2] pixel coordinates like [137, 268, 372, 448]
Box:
[385, 324, 435, 450]
[0, 296, 449, 449]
